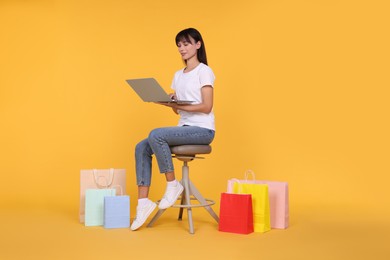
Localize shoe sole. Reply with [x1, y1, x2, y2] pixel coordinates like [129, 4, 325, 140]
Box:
[158, 184, 184, 209]
[130, 203, 157, 231]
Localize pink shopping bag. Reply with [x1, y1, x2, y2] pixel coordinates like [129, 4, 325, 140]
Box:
[227, 170, 289, 229]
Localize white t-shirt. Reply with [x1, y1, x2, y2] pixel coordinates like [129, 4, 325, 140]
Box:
[171, 63, 215, 130]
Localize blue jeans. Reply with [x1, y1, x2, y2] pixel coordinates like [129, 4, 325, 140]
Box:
[135, 126, 215, 186]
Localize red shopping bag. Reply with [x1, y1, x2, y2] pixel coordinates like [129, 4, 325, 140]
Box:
[218, 192, 254, 234]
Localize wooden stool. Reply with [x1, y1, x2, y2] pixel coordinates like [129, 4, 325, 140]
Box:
[147, 145, 219, 234]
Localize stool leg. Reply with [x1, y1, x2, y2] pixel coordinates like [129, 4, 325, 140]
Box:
[188, 180, 220, 223]
[178, 180, 185, 221]
[182, 162, 194, 234]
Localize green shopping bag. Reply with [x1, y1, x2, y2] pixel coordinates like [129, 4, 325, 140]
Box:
[233, 182, 271, 233]
[85, 188, 116, 226]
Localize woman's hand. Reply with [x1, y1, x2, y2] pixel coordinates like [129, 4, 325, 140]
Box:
[154, 94, 179, 114]
[168, 93, 177, 101]
[155, 102, 178, 108]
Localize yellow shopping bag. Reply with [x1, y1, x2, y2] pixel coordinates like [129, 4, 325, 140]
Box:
[233, 182, 271, 233]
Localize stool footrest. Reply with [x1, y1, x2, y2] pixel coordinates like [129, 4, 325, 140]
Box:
[156, 197, 216, 208]
[173, 197, 215, 208]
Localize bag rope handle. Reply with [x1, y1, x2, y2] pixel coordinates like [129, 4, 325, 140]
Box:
[244, 169, 256, 181]
[94, 174, 109, 188]
[92, 168, 115, 188]
[110, 184, 124, 196]
[230, 178, 244, 194]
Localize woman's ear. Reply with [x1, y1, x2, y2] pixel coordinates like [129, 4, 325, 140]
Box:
[196, 41, 201, 49]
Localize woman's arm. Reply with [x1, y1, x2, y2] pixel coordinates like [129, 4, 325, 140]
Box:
[158, 86, 213, 113]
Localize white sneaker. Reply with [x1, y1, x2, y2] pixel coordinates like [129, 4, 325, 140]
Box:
[130, 200, 157, 231]
[158, 182, 184, 209]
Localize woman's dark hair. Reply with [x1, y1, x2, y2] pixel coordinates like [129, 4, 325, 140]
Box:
[175, 28, 208, 65]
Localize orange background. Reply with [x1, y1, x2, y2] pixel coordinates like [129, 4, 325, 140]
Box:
[1, 0, 389, 259]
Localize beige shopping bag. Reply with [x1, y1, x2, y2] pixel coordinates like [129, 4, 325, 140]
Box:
[79, 168, 126, 223]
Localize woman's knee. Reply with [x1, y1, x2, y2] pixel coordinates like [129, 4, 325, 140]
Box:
[148, 128, 164, 143]
[135, 139, 150, 155]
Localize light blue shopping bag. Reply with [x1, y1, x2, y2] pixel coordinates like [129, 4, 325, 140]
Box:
[104, 195, 130, 228]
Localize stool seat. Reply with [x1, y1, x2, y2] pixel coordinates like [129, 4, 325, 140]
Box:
[170, 145, 211, 155]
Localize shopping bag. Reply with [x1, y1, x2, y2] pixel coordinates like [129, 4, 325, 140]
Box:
[104, 186, 130, 229]
[219, 192, 254, 234]
[85, 188, 116, 226]
[228, 170, 289, 229]
[79, 168, 126, 223]
[232, 181, 271, 233]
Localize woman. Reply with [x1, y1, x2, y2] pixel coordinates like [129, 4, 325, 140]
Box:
[131, 28, 216, 231]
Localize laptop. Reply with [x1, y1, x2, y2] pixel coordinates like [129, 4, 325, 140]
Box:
[126, 78, 194, 105]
